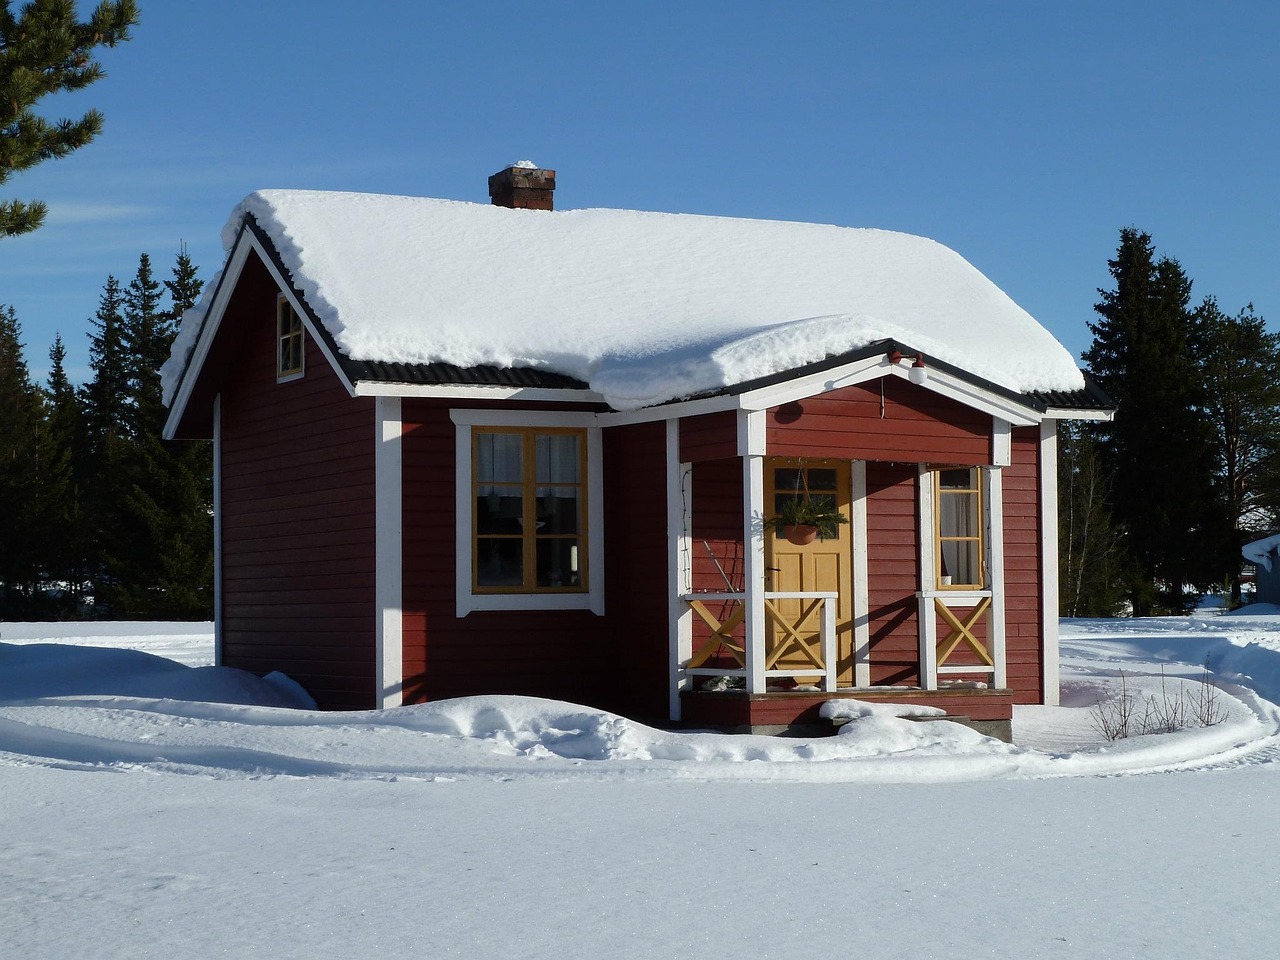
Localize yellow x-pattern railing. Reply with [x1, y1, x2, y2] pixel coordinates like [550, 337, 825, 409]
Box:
[934, 595, 993, 668]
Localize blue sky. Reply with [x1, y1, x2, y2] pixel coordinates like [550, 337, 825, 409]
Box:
[1, 1, 1277, 383]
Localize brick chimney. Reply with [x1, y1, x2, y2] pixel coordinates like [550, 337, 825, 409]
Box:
[488, 161, 556, 210]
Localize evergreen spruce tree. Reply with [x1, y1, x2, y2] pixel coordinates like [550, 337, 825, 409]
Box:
[1084, 228, 1224, 615]
[1191, 298, 1280, 604]
[165, 244, 203, 321]
[81, 274, 131, 614]
[0, 1, 138, 236]
[39, 334, 87, 611]
[0, 303, 42, 614]
[111, 250, 213, 617]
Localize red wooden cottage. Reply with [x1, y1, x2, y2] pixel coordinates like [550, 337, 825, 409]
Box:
[162, 164, 1111, 738]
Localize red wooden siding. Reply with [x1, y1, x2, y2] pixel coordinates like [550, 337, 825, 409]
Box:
[399, 400, 617, 710]
[679, 411, 738, 462]
[1003, 427, 1045, 702]
[218, 254, 378, 710]
[767, 378, 992, 464]
[864, 461, 921, 685]
[602, 422, 671, 720]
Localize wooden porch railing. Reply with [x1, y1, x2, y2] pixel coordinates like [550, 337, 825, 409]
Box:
[681, 591, 838, 692]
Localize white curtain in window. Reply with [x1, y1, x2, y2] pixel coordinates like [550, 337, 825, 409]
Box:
[536, 434, 579, 497]
[477, 433, 522, 496]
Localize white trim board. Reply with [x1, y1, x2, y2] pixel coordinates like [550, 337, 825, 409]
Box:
[375, 397, 404, 709]
[1040, 420, 1061, 706]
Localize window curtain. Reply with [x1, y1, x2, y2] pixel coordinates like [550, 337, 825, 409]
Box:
[535, 434, 580, 497]
[477, 432, 522, 496]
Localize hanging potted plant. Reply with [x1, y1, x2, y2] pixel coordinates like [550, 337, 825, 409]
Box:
[763, 497, 849, 545]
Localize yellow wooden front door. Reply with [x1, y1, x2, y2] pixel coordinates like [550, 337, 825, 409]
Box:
[764, 459, 854, 685]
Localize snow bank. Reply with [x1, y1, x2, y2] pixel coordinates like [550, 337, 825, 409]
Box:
[162, 191, 1085, 410]
[1242, 532, 1280, 570]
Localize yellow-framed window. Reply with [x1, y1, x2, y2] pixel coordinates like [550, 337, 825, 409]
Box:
[472, 427, 588, 593]
[277, 297, 304, 379]
[935, 466, 984, 589]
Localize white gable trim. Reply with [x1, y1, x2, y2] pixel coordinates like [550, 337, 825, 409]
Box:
[163, 224, 357, 440]
[597, 356, 1047, 431]
[353, 381, 606, 403]
[1043, 407, 1115, 422]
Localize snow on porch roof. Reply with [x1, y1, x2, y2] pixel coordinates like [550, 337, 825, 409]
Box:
[162, 189, 1085, 411]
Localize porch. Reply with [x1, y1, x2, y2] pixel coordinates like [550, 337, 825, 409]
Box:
[676, 587, 1013, 739]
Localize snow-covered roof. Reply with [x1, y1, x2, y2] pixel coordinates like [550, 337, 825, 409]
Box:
[162, 190, 1085, 411]
[1244, 534, 1280, 571]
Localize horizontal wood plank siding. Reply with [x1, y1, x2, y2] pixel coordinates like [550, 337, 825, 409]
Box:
[218, 254, 377, 710]
[603, 422, 670, 720]
[865, 461, 921, 686]
[679, 411, 738, 463]
[767, 379, 992, 464]
[399, 399, 614, 709]
[1003, 427, 1045, 702]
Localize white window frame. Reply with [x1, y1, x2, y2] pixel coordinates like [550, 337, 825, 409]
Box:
[451, 409, 605, 617]
[276, 295, 305, 383]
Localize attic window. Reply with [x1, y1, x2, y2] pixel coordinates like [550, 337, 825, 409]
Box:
[277, 297, 304, 381]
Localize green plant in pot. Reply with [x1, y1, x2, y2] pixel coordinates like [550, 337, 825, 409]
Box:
[763, 497, 849, 545]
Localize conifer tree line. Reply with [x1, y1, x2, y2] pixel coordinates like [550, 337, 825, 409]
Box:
[1063, 227, 1280, 617]
[0, 249, 211, 619]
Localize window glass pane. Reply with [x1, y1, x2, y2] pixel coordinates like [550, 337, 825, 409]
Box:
[939, 468, 974, 490]
[774, 468, 802, 493]
[477, 490, 523, 534]
[806, 468, 837, 491]
[939, 491, 979, 538]
[536, 487, 579, 534]
[536, 538, 582, 588]
[477, 432, 523, 488]
[536, 434, 580, 483]
[939, 540, 980, 584]
[477, 538, 523, 586]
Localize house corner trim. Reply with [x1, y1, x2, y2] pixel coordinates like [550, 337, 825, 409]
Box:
[1040, 419, 1061, 705]
[376, 396, 404, 709]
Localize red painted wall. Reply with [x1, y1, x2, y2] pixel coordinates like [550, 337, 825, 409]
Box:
[1004, 427, 1046, 702]
[217, 255, 378, 709]
[679, 411, 737, 462]
[767, 378, 992, 464]
[864, 461, 921, 686]
[399, 400, 658, 715]
[602, 422, 671, 720]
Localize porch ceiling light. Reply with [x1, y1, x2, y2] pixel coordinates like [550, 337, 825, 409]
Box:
[887, 349, 928, 385]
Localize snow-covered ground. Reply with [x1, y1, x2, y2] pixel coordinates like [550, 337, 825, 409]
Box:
[3, 612, 1280, 959]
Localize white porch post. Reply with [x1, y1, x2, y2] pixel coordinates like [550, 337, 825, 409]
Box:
[739, 410, 767, 694]
[985, 466, 1008, 689]
[851, 459, 871, 688]
[375, 396, 403, 709]
[666, 419, 693, 720]
[917, 466, 939, 689]
[1040, 420, 1061, 705]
